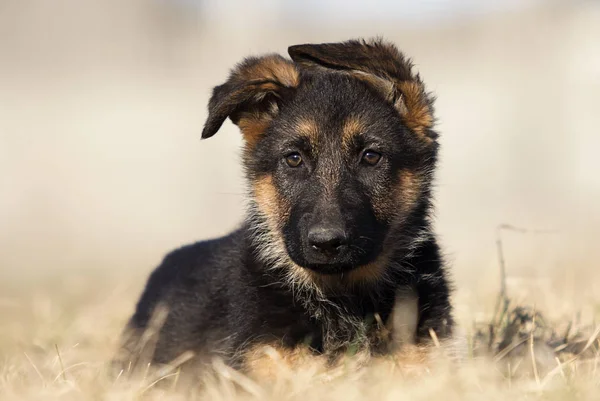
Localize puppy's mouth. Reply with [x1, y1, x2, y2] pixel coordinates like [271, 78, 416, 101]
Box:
[298, 244, 379, 275]
[285, 237, 384, 276]
[301, 262, 359, 275]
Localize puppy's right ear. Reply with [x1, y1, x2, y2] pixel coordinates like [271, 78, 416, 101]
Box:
[289, 39, 436, 141]
[201, 55, 299, 146]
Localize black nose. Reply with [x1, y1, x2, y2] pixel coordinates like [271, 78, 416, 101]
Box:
[307, 226, 348, 254]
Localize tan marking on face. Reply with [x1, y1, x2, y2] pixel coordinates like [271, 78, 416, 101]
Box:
[344, 262, 386, 285]
[342, 72, 434, 141]
[341, 115, 367, 150]
[253, 175, 290, 230]
[244, 343, 325, 381]
[250, 174, 417, 293]
[371, 169, 423, 222]
[294, 117, 319, 148]
[302, 248, 391, 292]
[397, 81, 434, 138]
[342, 249, 390, 286]
[252, 175, 318, 291]
[397, 169, 422, 215]
[292, 172, 422, 291]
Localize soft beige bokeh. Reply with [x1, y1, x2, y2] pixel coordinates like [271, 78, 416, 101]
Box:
[1, 0, 599, 318]
[0, 2, 599, 400]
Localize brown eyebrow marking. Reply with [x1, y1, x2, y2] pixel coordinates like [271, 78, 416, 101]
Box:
[294, 117, 319, 149]
[341, 115, 367, 149]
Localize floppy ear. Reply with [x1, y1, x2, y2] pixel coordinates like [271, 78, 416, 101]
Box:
[201, 54, 300, 145]
[288, 38, 436, 140]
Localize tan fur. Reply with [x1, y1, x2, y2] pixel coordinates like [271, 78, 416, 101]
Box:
[244, 343, 325, 381]
[225, 56, 300, 146]
[288, 39, 435, 141]
[371, 195, 395, 222]
[352, 71, 397, 102]
[236, 55, 299, 88]
[351, 73, 434, 140]
[397, 81, 434, 137]
[388, 344, 432, 376]
[253, 175, 290, 230]
[252, 175, 318, 292]
[396, 170, 423, 215]
[307, 251, 391, 290]
[343, 257, 388, 284]
[253, 174, 396, 289]
[371, 169, 423, 222]
[341, 115, 367, 149]
[348, 75, 434, 140]
[295, 117, 320, 148]
[251, 167, 422, 292]
[238, 113, 274, 149]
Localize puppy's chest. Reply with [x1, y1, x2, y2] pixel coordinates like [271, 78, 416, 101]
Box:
[313, 296, 396, 354]
[253, 287, 396, 355]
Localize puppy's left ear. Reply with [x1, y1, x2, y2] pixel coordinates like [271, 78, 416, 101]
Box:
[289, 38, 436, 141]
[202, 55, 299, 145]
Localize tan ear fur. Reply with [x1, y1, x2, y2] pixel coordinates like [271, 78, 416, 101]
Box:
[201, 55, 299, 143]
[288, 38, 436, 141]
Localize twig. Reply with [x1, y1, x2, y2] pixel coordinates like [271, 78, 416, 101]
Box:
[530, 308, 541, 388]
[171, 367, 181, 392]
[212, 357, 265, 399]
[55, 344, 67, 381]
[494, 337, 529, 363]
[491, 226, 508, 332]
[554, 356, 566, 380]
[52, 362, 89, 383]
[563, 321, 572, 344]
[496, 224, 556, 235]
[541, 325, 600, 388]
[150, 350, 195, 383]
[429, 328, 441, 348]
[593, 340, 600, 379]
[24, 352, 45, 385]
[581, 324, 600, 355]
[140, 373, 180, 394]
[490, 224, 557, 351]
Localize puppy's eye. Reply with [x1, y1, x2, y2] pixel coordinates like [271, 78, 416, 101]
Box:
[361, 150, 382, 166]
[285, 152, 303, 167]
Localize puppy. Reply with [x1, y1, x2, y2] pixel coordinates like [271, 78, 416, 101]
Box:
[116, 38, 453, 376]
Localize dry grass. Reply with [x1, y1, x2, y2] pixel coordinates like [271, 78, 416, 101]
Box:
[0, 267, 598, 401]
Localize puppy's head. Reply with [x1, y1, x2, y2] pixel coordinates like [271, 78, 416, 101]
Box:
[202, 39, 438, 286]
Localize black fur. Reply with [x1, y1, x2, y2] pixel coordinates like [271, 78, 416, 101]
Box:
[116, 38, 453, 374]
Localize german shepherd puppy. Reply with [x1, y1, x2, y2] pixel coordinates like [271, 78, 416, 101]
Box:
[117, 38, 453, 375]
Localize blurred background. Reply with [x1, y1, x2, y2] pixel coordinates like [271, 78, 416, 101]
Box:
[1, 0, 599, 319]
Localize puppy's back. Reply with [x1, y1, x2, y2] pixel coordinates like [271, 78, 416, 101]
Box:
[116, 229, 247, 367]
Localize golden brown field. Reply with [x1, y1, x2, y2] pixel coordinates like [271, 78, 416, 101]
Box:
[1, 262, 598, 401]
[2, 1, 600, 400]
